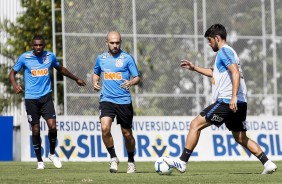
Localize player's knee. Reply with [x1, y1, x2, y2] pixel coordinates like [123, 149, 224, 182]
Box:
[102, 126, 110, 133]
[101, 128, 111, 137]
[190, 120, 201, 131]
[122, 131, 133, 139]
[49, 128, 57, 133]
[234, 136, 248, 145]
[31, 124, 40, 135]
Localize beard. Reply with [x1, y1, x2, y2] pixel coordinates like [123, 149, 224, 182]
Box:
[212, 42, 219, 52]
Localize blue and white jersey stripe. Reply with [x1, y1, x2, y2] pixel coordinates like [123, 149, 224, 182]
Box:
[212, 45, 247, 103]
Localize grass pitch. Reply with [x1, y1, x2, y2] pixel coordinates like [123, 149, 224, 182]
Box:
[0, 161, 281, 184]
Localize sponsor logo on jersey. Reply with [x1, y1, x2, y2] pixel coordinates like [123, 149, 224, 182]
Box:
[104, 72, 122, 80]
[31, 68, 49, 77]
[115, 59, 123, 67]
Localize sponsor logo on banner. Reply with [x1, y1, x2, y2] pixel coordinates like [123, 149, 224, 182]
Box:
[21, 116, 282, 161]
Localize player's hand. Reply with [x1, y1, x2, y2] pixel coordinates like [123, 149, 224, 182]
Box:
[229, 97, 238, 113]
[76, 79, 86, 86]
[120, 80, 131, 90]
[180, 59, 195, 71]
[13, 84, 24, 94]
[93, 81, 101, 91]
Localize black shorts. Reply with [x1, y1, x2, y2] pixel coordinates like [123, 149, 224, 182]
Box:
[25, 92, 56, 124]
[99, 101, 133, 129]
[200, 100, 247, 131]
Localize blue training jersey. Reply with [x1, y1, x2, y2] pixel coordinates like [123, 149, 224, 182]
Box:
[13, 51, 60, 99]
[93, 50, 140, 104]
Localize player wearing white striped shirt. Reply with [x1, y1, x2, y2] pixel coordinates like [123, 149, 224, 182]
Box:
[164, 24, 277, 175]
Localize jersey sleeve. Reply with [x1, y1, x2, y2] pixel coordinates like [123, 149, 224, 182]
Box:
[220, 47, 236, 68]
[13, 54, 25, 72]
[93, 57, 101, 75]
[128, 56, 140, 77]
[50, 53, 60, 67]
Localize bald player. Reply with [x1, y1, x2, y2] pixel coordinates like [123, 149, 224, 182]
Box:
[92, 31, 140, 173]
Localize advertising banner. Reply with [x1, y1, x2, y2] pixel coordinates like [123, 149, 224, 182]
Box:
[21, 116, 282, 161]
[0, 116, 13, 161]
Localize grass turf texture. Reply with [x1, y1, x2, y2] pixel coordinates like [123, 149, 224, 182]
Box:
[0, 161, 281, 184]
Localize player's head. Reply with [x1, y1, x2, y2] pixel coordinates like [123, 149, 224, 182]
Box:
[106, 31, 122, 56]
[204, 24, 227, 52]
[32, 35, 45, 56]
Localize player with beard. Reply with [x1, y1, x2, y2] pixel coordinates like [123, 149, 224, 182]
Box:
[163, 24, 277, 174]
[92, 31, 140, 173]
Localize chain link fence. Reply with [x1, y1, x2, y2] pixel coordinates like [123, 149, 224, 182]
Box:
[60, 0, 281, 116]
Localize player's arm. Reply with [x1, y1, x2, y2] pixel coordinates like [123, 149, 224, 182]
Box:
[92, 73, 101, 91]
[228, 63, 240, 112]
[55, 65, 86, 86]
[9, 69, 24, 94]
[120, 76, 140, 89]
[180, 59, 213, 77]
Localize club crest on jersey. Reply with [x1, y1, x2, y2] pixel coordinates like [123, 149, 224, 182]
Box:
[27, 115, 32, 122]
[43, 55, 49, 64]
[115, 59, 123, 67]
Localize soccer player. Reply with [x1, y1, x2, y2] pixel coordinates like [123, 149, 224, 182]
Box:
[92, 31, 140, 173]
[164, 24, 277, 174]
[9, 35, 86, 169]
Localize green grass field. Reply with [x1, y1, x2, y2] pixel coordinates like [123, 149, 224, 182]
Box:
[0, 161, 281, 184]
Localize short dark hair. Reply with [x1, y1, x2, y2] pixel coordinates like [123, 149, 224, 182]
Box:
[204, 24, 227, 40]
[32, 35, 45, 41]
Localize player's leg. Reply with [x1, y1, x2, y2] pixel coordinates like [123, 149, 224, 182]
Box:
[100, 117, 116, 156]
[101, 116, 119, 173]
[121, 127, 135, 158]
[41, 93, 61, 168]
[229, 102, 277, 174]
[121, 127, 136, 173]
[164, 115, 210, 173]
[99, 102, 118, 173]
[116, 103, 136, 173]
[31, 123, 44, 169]
[25, 98, 44, 169]
[164, 101, 227, 173]
[232, 131, 277, 174]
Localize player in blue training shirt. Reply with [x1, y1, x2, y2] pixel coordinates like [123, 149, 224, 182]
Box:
[9, 35, 86, 169]
[164, 24, 277, 174]
[92, 31, 140, 173]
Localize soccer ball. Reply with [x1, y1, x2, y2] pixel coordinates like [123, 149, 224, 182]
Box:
[154, 157, 174, 175]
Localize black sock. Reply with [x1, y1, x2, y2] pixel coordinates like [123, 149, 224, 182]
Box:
[48, 129, 57, 155]
[32, 134, 43, 162]
[107, 146, 117, 158]
[257, 152, 268, 165]
[128, 151, 135, 163]
[180, 148, 193, 162]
